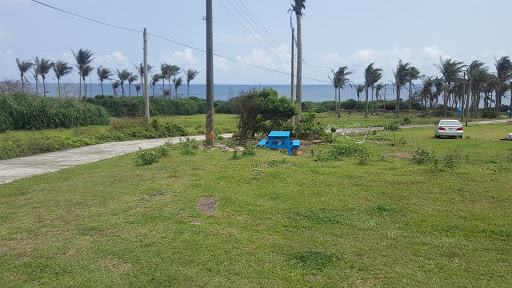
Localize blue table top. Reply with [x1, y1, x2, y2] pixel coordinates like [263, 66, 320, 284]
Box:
[268, 131, 290, 137]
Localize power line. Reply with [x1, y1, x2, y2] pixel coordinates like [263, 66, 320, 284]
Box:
[30, 0, 142, 33]
[30, 0, 330, 83]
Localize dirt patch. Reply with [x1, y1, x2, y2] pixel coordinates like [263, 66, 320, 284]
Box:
[197, 196, 218, 215]
[382, 152, 413, 159]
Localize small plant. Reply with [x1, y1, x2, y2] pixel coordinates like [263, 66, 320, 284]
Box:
[430, 158, 439, 173]
[330, 125, 337, 133]
[230, 150, 241, 160]
[384, 124, 401, 131]
[402, 117, 412, 125]
[242, 143, 256, 156]
[390, 135, 407, 147]
[137, 148, 161, 166]
[412, 147, 437, 165]
[316, 142, 372, 162]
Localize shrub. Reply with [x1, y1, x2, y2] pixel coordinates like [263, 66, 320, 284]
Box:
[479, 110, 499, 119]
[384, 124, 401, 131]
[316, 142, 372, 162]
[412, 147, 437, 164]
[295, 109, 328, 139]
[0, 93, 109, 132]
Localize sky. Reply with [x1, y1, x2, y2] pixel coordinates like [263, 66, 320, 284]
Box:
[1, 0, 511, 85]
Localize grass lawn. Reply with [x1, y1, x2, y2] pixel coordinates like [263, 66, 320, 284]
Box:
[1, 122, 511, 287]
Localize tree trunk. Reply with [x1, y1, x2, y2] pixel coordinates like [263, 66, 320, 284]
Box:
[443, 84, 448, 117]
[42, 76, 46, 97]
[188, 83, 190, 98]
[337, 88, 341, 118]
[57, 78, 61, 97]
[295, 13, 303, 124]
[371, 85, 375, 115]
[101, 81, 104, 96]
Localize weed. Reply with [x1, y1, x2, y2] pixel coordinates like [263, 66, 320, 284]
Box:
[412, 147, 437, 164]
[137, 149, 161, 166]
[316, 142, 372, 162]
[230, 150, 241, 160]
[402, 117, 412, 125]
[384, 124, 401, 131]
[242, 143, 256, 156]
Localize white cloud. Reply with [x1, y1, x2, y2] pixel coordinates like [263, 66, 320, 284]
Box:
[160, 48, 200, 69]
[352, 47, 412, 65]
[422, 45, 450, 61]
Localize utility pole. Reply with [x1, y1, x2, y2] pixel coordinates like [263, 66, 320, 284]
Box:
[206, 0, 214, 146]
[144, 28, 150, 124]
[461, 72, 465, 123]
[466, 74, 471, 126]
[291, 27, 295, 104]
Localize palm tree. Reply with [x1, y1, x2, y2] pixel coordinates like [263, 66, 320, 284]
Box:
[407, 66, 420, 112]
[111, 80, 120, 97]
[36, 58, 53, 97]
[151, 74, 160, 96]
[16, 58, 33, 92]
[494, 56, 512, 112]
[72, 49, 94, 99]
[467, 60, 489, 115]
[184, 69, 199, 97]
[166, 65, 180, 98]
[435, 58, 464, 116]
[375, 83, 384, 113]
[364, 63, 382, 118]
[82, 65, 94, 98]
[393, 60, 413, 117]
[160, 64, 170, 96]
[33, 57, 40, 95]
[356, 84, 364, 103]
[135, 63, 153, 97]
[52, 60, 73, 97]
[128, 73, 138, 96]
[172, 77, 183, 99]
[96, 66, 113, 96]
[135, 84, 142, 96]
[116, 69, 130, 96]
[330, 67, 352, 118]
[290, 0, 305, 124]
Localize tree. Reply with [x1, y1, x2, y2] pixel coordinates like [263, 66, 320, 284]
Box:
[467, 60, 489, 115]
[135, 84, 142, 96]
[329, 66, 352, 118]
[16, 58, 33, 92]
[393, 60, 413, 117]
[128, 73, 138, 96]
[356, 84, 364, 103]
[52, 60, 73, 97]
[166, 65, 180, 98]
[116, 69, 130, 96]
[96, 66, 113, 96]
[290, 0, 305, 124]
[494, 56, 512, 111]
[33, 57, 40, 95]
[407, 66, 420, 112]
[172, 77, 183, 99]
[375, 83, 384, 113]
[135, 63, 153, 97]
[111, 80, 120, 97]
[72, 49, 94, 99]
[36, 58, 53, 97]
[184, 69, 199, 98]
[364, 63, 382, 118]
[435, 58, 464, 116]
[151, 74, 160, 96]
[81, 65, 94, 98]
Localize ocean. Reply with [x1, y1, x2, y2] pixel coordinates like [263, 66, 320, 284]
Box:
[33, 83, 408, 103]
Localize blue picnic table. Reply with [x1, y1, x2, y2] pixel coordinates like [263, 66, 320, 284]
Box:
[257, 131, 300, 155]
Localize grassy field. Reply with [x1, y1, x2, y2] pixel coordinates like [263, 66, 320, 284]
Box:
[1, 121, 511, 287]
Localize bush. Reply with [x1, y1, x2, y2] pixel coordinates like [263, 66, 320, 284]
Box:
[316, 142, 372, 162]
[412, 147, 437, 165]
[0, 93, 109, 132]
[294, 109, 328, 139]
[479, 110, 499, 119]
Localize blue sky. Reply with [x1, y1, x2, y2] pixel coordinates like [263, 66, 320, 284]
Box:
[1, 0, 511, 85]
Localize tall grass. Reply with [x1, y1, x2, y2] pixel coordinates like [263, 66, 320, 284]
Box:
[0, 93, 109, 132]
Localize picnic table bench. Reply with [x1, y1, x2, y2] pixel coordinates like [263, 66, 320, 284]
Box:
[257, 131, 300, 155]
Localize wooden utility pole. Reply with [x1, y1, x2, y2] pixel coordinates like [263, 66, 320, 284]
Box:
[206, 0, 215, 146]
[461, 72, 465, 123]
[291, 27, 295, 104]
[144, 28, 150, 124]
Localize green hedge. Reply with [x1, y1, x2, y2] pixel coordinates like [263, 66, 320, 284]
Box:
[0, 93, 110, 132]
[86, 96, 208, 117]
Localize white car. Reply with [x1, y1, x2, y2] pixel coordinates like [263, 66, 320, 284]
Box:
[435, 120, 463, 138]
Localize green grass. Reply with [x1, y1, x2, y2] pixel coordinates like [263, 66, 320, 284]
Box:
[1, 122, 511, 287]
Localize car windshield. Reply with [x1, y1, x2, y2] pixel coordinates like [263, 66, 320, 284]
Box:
[439, 120, 460, 126]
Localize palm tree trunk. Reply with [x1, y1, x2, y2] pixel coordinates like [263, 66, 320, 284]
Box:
[169, 79, 172, 99]
[443, 84, 448, 117]
[42, 77, 46, 97]
[129, 84, 132, 97]
[295, 13, 303, 124]
[20, 73, 25, 92]
[188, 83, 190, 98]
[57, 78, 61, 97]
[101, 81, 104, 96]
[371, 86, 375, 115]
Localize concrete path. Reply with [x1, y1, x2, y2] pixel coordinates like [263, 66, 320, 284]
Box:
[0, 134, 233, 185]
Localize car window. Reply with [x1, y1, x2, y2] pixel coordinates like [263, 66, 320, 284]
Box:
[439, 120, 460, 126]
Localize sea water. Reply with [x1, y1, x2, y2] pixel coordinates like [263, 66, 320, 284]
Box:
[32, 83, 406, 103]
